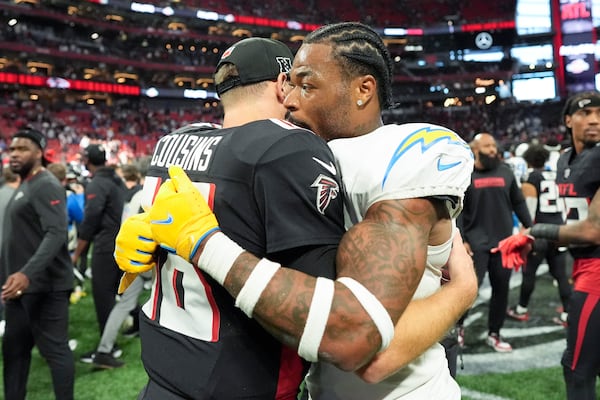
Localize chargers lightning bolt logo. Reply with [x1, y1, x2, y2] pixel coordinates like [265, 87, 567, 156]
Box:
[382, 127, 470, 188]
[311, 174, 339, 214]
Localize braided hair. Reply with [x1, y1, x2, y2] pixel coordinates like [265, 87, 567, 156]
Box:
[304, 22, 394, 109]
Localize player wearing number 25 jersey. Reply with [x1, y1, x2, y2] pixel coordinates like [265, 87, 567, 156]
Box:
[555, 125, 600, 400]
[501, 91, 600, 399]
[527, 168, 564, 225]
[136, 120, 345, 399]
[556, 144, 600, 267]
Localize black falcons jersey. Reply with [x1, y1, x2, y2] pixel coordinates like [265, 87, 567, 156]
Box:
[526, 169, 565, 224]
[138, 120, 345, 399]
[556, 143, 600, 259]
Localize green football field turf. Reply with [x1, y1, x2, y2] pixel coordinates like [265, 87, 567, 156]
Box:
[0, 261, 598, 399]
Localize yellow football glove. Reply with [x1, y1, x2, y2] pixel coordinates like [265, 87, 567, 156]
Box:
[114, 212, 157, 274]
[149, 165, 220, 262]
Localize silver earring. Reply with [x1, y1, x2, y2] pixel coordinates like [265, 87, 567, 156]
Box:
[357, 99, 363, 107]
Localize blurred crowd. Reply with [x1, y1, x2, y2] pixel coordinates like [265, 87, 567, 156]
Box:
[0, 94, 567, 168]
[0, 96, 223, 165]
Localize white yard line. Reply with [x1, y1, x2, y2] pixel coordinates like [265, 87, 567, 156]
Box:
[460, 338, 565, 375]
[456, 261, 567, 400]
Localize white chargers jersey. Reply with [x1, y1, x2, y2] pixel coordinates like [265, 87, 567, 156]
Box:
[331, 123, 473, 227]
[505, 156, 528, 186]
[306, 123, 474, 400]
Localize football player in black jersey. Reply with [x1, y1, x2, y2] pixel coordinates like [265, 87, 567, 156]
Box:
[116, 23, 478, 400]
[496, 91, 600, 399]
[553, 92, 600, 400]
[122, 38, 349, 399]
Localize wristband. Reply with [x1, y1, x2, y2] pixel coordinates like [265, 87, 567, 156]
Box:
[190, 227, 221, 262]
[337, 277, 395, 352]
[235, 259, 280, 317]
[530, 223, 560, 241]
[197, 232, 244, 285]
[298, 277, 335, 362]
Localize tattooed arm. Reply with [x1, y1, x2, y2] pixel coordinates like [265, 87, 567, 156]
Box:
[192, 197, 436, 371]
[355, 231, 477, 383]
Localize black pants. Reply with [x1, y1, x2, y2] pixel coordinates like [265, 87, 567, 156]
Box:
[91, 250, 122, 334]
[562, 290, 600, 400]
[76, 242, 89, 277]
[473, 249, 512, 335]
[519, 239, 571, 311]
[3, 290, 74, 400]
[441, 327, 459, 378]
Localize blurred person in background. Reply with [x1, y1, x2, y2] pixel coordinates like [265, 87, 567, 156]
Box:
[65, 163, 90, 279]
[119, 163, 143, 213]
[126, 156, 151, 218]
[119, 157, 153, 336]
[89, 260, 144, 369]
[0, 128, 74, 400]
[458, 132, 533, 352]
[89, 162, 145, 369]
[71, 144, 127, 364]
[47, 162, 86, 301]
[506, 144, 571, 326]
[544, 138, 563, 172]
[0, 166, 20, 336]
[504, 142, 529, 187]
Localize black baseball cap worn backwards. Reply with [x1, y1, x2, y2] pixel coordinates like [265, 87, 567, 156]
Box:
[215, 37, 294, 96]
[83, 144, 106, 166]
[566, 92, 600, 115]
[13, 128, 50, 166]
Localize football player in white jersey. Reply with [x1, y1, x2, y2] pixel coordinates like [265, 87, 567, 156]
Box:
[117, 22, 477, 400]
[302, 123, 473, 399]
[282, 24, 474, 399]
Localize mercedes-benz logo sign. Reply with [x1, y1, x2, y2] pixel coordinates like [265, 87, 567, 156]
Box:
[475, 32, 493, 50]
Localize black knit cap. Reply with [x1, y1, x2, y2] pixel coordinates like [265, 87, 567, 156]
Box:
[215, 37, 293, 96]
[13, 128, 50, 166]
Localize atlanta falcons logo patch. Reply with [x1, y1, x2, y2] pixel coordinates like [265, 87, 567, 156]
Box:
[311, 174, 339, 214]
